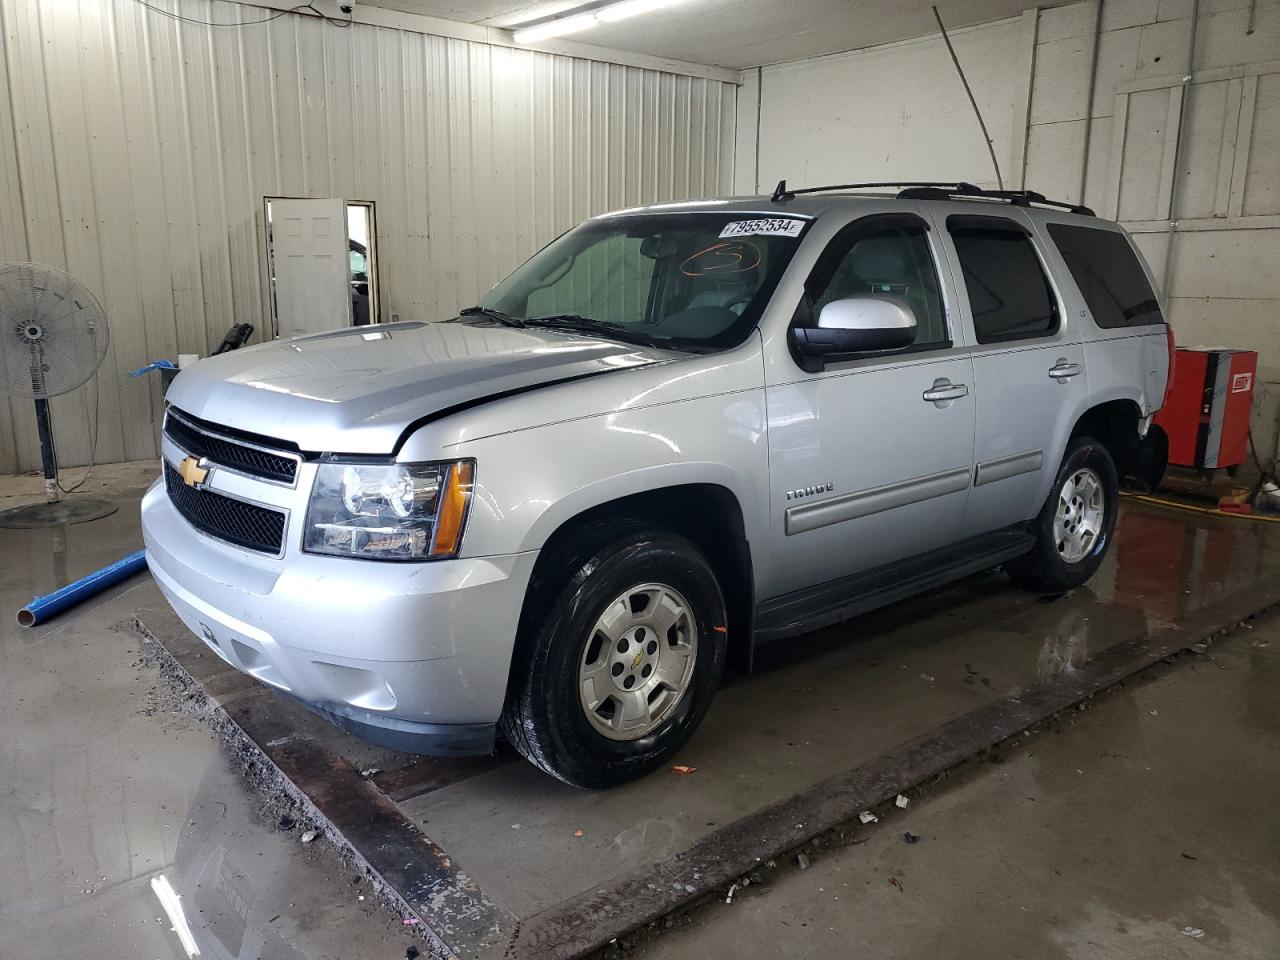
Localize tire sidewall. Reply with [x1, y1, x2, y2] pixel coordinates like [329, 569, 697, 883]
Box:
[532, 532, 726, 787]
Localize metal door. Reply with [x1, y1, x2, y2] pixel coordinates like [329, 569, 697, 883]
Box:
[763, 212, 977, 597]
[931, 208, 1089, 537]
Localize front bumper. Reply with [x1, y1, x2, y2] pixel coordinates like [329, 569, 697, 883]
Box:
[141, 477, 536, 755]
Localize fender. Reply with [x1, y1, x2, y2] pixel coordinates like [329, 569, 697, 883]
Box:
[518, 460, 762, 556]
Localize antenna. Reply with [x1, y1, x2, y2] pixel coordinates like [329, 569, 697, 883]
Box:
[932, 5, 1004, 190]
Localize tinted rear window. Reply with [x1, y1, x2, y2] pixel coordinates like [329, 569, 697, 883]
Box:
[1047, 223, 1163, 329]
[950, 228, 1058, 344]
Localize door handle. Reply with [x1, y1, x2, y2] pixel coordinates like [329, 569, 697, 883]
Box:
[922, 379, 970, 404]
[1049, 360, 1083, 381]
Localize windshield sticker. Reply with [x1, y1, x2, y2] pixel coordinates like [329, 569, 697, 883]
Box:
[719, 218, 805, 239]
[680, 240, 763, 277]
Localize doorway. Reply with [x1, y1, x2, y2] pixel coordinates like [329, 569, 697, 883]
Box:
[264, 198, 380, 339]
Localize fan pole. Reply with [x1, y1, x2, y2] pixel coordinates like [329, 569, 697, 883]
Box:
[33, 397, 58, 503]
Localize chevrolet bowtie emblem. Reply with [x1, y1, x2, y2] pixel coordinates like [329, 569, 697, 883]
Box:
[178, 455, 210, 488]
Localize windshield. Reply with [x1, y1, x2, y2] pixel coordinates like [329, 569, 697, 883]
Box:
[477, 212, 809, 350]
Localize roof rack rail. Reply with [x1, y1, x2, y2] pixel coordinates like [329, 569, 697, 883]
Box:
[770, 180, 978, 202]
[770, 178, 1095, 217]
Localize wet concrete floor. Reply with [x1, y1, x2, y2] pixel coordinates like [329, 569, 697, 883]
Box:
[0, 464, 405, 959]
[636, 619, 1280, 960]
[2, 462, 1279, 958]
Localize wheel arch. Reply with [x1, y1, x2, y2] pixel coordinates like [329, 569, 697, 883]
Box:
[1068, 396, 1145, 478]
[516, 482, 756, 675]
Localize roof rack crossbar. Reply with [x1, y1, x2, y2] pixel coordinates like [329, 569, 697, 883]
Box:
[770, 178, 1095, 216]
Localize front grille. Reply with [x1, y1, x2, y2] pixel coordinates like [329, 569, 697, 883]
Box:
[164, 410, 298, 485]
[164, 461, 287, 555]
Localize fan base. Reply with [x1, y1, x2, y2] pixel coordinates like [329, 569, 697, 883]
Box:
[0, 498, 118, 528]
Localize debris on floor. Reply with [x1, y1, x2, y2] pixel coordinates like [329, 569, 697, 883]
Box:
[672, 764, 697, 776]
[858, 811, 878, 824]
[895, 794, 910, 809]
[301, 829, 318, 843]
[796, 852, 811, 870]
[1182, 926, 1205, 938]
[574, 829, 584, 838]
[724, 882, 739, 904]
[903, 832, 920, 844]
[360, 767, 381, 779]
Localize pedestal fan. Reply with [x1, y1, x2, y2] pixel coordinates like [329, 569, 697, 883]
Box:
[0, 262, 117, 527]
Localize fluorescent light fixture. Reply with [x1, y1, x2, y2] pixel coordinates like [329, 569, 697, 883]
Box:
[151, 874, 201, 958]
[512, 11, 598, 43]
[596, 0, 686, 23]
[512, 0, 688, 44]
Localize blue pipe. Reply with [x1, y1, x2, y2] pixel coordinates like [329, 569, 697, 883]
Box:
[17, 549, 148, 627]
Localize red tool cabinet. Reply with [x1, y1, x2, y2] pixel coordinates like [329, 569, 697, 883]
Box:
[1154, 348, 1257, 471]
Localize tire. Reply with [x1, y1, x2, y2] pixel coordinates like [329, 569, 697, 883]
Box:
[500, 521, 728, 789]
[1007, 435, 1119, 592]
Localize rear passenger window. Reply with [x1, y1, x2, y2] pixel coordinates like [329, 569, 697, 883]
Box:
[949, 224, 1058, 344]
[1047, 223, 1163, 328]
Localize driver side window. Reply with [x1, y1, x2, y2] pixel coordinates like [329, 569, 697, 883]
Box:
[807, 223, 949, 352]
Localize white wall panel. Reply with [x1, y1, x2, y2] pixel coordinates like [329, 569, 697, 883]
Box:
[740, 0, 1280, 462]
[0, 0, 736, 472]
[750, 17, 1029, 192]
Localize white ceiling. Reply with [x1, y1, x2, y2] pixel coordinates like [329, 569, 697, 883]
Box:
[358, 0, 1075, 70]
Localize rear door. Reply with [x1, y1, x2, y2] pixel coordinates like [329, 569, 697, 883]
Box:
[1040, 220, 1170, 419]
[763, 211, 976, 597]
[931, 209, 1088, 537]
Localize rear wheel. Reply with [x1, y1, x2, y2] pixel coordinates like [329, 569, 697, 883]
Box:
[501, 521, 727, 788]
[1007, 435, 1118, 592]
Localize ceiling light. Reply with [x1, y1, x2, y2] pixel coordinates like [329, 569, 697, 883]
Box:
[596, 0, 686, 23]
[512, 0, 689, 44]
[512, 11, 598, 44]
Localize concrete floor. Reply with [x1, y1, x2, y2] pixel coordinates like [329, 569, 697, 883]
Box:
[636, 622, 1280, 960]
[0, 463, 405, 959]
[2, 462, 1279, 959]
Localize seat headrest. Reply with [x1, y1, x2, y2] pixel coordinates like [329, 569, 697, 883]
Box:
[850, 237, 910, 283]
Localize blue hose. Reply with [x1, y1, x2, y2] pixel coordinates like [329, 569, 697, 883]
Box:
[17, 549, 148, 627]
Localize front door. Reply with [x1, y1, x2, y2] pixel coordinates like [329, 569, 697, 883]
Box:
[764, 212, 977, 598]
[931, 210, 1089, 538]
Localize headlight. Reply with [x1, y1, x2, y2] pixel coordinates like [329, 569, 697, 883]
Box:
[303, 459, 475, 561]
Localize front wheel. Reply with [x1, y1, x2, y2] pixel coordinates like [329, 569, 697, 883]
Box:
[1007, 435, 1118, 592]
[501, 522, 727, 788]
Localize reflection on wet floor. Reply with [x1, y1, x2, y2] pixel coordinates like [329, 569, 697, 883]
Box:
[0, 467, 402, 959]
[639, 627, 1280, 960]
[3, 464, 1280, 957]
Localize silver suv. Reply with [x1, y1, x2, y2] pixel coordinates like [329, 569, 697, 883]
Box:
[142, 182, 1172, 787]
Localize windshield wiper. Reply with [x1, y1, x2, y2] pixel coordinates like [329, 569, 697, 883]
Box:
[524, 314, 656, 346]
[458, 305, 526, 328]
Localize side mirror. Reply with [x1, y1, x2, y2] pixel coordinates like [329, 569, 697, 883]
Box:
[791, 295, 917, 370]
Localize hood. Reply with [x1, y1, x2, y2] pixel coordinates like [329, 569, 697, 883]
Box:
[165, 320, 674, 454]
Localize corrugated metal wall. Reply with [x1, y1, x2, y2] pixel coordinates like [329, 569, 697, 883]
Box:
[0, 0, 737, 472]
